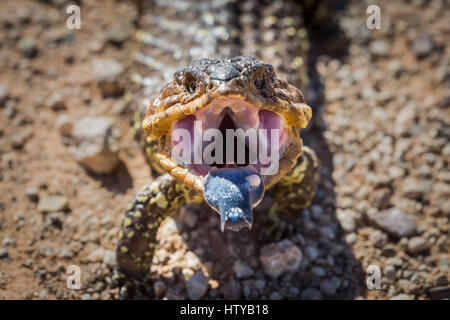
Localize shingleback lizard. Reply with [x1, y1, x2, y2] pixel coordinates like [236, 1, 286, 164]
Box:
[113, 0, 341, 299]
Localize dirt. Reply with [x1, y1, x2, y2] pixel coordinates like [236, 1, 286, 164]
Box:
[0, 0, 448, 300]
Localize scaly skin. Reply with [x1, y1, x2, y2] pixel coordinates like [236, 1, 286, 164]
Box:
[113, 0, 334, 299]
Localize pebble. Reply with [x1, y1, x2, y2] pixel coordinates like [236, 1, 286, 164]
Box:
[320, 279, 337, 296]
[55, 114, 73, 136]
[103, 250, 117, 268]
[386, 257, 403, 267]
[390, 293, 415, 300]
[0, 84, 8, 106]
[0, 248, 9, 259]
[72, 116, 119, 174]
[384, 265, 396, 281]
[17, 38, 37, 57]
[45, 92, 66, 110]
[366, 208, 417, 238]
[59, 248, 74, 259]
[412, 33, 434, 58]
[427, 286, 450, 299]
[311, 266, 326, 277]
[103, 25, 130, 46]
[369, 230, 388, 248]
[381, 244, 397, 257]
[10, 132, 27, 149]
[2, 237, 15, 246]
[25, 188, 39, 202]
[87, 248, 106, 263]
[184, 251, 201, 269]
[233, 260, 254, 279]
[153, 280, 167, 297]
[81, 293, 92, 300]
[407, 236, 430, 255]
[91, 58, 124, 97]
[369, 40, 390, 57]
[300, 287, 322, 300]
[38, 195, 69, 213]
[259, 239, 302, 278]
[185, 271, 209, 300]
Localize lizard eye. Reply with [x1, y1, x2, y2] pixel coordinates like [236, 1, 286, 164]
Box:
[188, 80, 197, 93]
[254, 77, 264, 90]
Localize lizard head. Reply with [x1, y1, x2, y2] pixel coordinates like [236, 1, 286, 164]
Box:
[142, 56, 312, 231]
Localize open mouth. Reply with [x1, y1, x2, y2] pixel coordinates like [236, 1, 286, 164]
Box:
[170, 97, 291, 177]
[169, 97, 292, 232]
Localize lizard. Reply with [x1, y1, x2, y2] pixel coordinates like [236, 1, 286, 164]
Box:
[112, 0, 342, 299]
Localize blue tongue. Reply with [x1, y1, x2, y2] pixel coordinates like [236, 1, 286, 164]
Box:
[203, 167, 265, 232]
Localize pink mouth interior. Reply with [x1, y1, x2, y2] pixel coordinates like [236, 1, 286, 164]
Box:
[171, 97, 289, 176]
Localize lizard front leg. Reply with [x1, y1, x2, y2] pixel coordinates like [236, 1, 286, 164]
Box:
[112, 174, 189, 299]
[261, 146, 320, 240]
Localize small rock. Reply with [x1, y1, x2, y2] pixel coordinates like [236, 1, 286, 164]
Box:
[381, 244, 397, 257]
[369, 230, 388, 248]
[369, 40, 390, 57]
[0, 84, 8, 106]
[153, 281, 167, 297]
[412, 33, 434, 58]
[2, 237, 15, 246]
[40, 290, 48, 299]
[103, 250, 117, 268]
[233, 260, 254, 279]
[402, 178, 432, 199]
[55, 114, 73, 135]
[45, 92, 66, 110]
[383, 265, 396, 280]
[59, 248, 74, 259]
[366, 208, 417, 238]
[185, 271, 209, 299]
[260, 239, 302, 278]
[87, 248, 106, 263]
[25, 188, 39, 202]
[0, 248, 8, 259]
[320, 279, 337, 296]
[10, 132, 27, 149]
[390, 293, 414, 300]
[407, 236, 430, 255]
[91, 58, 124, 97]
[269, 291, 283, 300]
[45, 212, 64, 228]
[300, 287, 322, 300]
[427, 286, 450, 299]
[17, 38, 37, 57]
[304, 246, 320, 261]
[386, 257, 403, 267]
[370, 188, 392, 209]
[81, 293, 92, 300]
[38, 195, 69, 213]
[184, 251, 201, 269]
[311, 266, 326, 277]
[159, 217, 181, 237]
[72, 116, 119, 174]
[103, 25, 130, 46]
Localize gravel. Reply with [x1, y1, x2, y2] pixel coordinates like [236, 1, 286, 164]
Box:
[91, 58, 124, 97]
[72, 116, 119, 174]
[407, 236, 430, 255]
[38, 195, 69, 213]
[365, 208, 417, 238]
[259, 240, 302, 278]
[185, 271, 209, 300]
